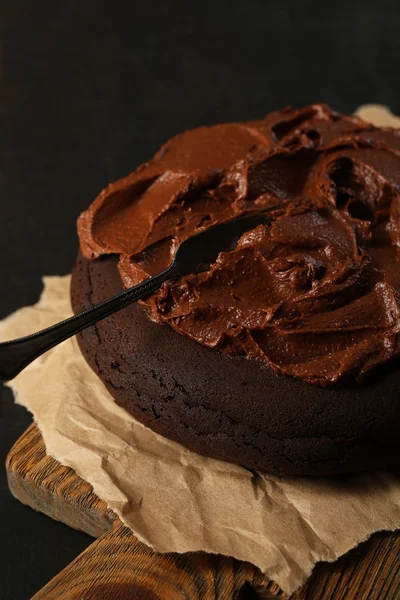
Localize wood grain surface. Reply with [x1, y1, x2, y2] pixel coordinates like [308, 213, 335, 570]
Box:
[6, 423, 400, 599]
[7, 423, 116, 538]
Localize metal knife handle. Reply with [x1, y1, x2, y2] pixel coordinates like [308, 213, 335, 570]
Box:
[0, 264, 175, 381]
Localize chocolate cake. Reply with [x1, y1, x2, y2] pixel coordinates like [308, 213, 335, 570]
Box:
[71, 104, 400, 476]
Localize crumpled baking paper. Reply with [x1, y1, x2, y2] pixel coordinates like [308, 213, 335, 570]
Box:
[2, 105, 400, 596]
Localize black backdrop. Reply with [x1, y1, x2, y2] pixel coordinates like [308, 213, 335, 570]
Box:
[1, 1, 400, 597]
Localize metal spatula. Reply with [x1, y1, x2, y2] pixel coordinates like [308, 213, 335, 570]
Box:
[0, 205, 281, 381]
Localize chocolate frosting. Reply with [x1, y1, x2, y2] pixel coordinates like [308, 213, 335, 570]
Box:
[78, 104, 400, 386]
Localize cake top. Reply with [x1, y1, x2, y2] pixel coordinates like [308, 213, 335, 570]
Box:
[78, 104, 400, 386]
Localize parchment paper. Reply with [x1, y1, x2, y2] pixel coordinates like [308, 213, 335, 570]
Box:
[2, 105, 400, 596]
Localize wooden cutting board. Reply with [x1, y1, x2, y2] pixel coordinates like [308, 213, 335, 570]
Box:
[6, 423, 400, 599]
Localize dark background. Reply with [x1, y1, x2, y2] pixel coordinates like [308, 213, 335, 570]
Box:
[1, 1, 400, 597]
